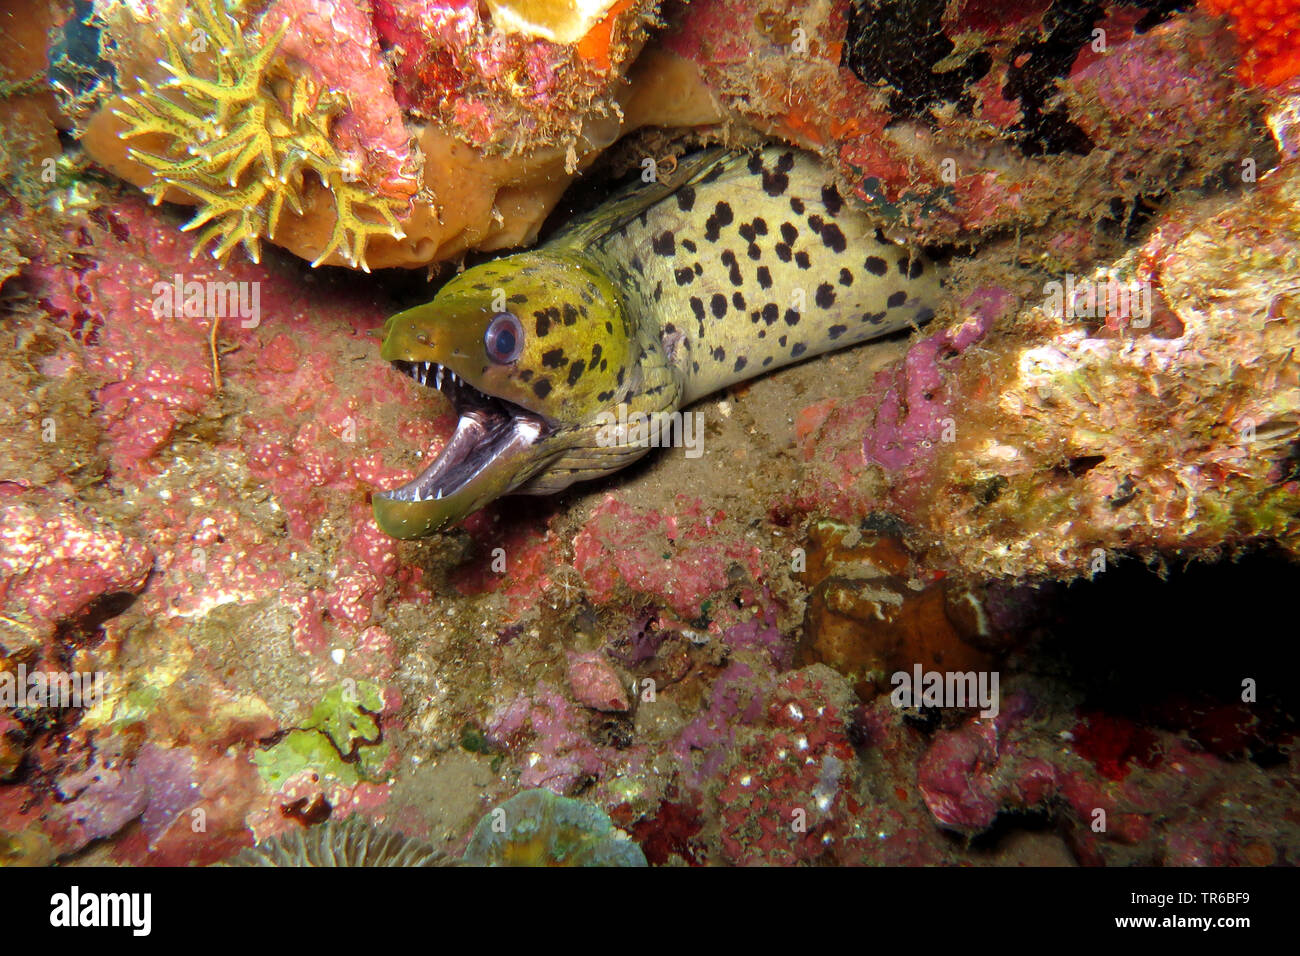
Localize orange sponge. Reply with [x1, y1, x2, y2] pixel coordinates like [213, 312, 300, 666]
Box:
[1203, 0, 1300, 87]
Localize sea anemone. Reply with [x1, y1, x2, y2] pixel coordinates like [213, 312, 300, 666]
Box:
[223, 817, 446, 866]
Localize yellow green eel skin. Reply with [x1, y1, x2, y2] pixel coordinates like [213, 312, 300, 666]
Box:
[373, 147, 945, 538]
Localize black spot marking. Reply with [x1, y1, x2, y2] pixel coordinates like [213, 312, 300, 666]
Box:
[533, 379, 552, 399]
[567, 360, 586, 387]
[828, 324, 847, 339]
[721, 249, 743, 286]
[887, 291, 907, 308]
[783, 309, 800, 326]
[815, 283, 836, 309]
[778, 334, 788, 346]
[757, 266, 773, 289]
[590, 343, 603, 366]
[747, 244, 762, 261]
[790, 197, 805, 214]
[863, 310, 887, 324]
[776, 152, 794, 172]
[597, 389, 614, 402]
[839, 267, 854, 287]
[808, 214, 823, 235]
[915, 306, 936, 323]
[675, 186, 695, 212]
[535, 312, 551, 336]
[732, 291, 745, 310]
[821, 223, 847, 253]
[762, 356, 773, 366]
[562, 303, 580, 325]
[791, 342, 807, 357]
[711, 346, 726, 362]
[865, 256, 888, 276]
[750, 310, 761, 324]
[694, 262, 703, 276]
[775, 243, 792, 263]
[747, 152, 764, 174]
[617, 367, 626, 385]
[710, 293, 727, 318]
[762, 303, 779, 325]
[520, 369, 533, 381]
[909, 258, 925, 279]
[690, 296, 705, 320]
[821, 185, 844, 215]
[675, 267, 695, 286]
[738, 223, 756, 242]
[682, 238, 697, 253]
[605, 321, 614, 333]
[541, 347, 567, 368]
[795, 251, 811, 269]
[780, 222, 798, 243]
[507, 293, 528, 304]
[733, 356, 748, 373]
[761, 167, 789, 196]
[653, 281, 663, 302]
[703, 201, 734, 242]
[652, 231, 675, 256]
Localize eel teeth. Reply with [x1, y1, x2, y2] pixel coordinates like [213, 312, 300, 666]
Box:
[398, 360, 459, 396]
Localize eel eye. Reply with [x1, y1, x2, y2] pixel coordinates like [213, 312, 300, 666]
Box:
[484, 311, 524, 364]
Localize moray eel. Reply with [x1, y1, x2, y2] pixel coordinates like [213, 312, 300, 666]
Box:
[373, 148, 944, 538]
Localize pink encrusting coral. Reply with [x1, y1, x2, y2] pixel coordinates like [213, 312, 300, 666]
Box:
[0, 497, 152, 639]
[573, 494, 771, 626]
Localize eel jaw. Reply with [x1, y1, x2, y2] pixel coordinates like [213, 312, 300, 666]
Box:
[373, 360, 555, 538]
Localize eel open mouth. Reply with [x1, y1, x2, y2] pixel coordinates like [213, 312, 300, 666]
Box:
[372, 360, 553, 537]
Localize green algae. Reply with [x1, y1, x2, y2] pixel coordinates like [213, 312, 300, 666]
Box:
[253, 681, 390, 789]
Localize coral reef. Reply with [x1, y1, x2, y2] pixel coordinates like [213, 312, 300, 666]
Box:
[0, 0, 1298, 873]
[74, 0, 694, 269]
[791, 153, 1300, 580]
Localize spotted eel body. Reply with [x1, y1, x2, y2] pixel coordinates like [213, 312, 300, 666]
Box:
[373, 147, 944, 538]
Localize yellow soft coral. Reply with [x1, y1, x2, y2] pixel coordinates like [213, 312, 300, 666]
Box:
[113, 0, 406, 270]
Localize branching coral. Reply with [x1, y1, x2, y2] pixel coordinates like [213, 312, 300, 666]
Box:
[113, 0, 407, 270]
